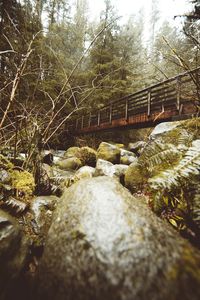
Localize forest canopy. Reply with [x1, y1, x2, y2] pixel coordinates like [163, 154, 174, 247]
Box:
[0, 0, 199, 150]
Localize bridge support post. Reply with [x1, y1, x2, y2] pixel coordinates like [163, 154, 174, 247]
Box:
[109, 105, 112, 124]
[147, 90, 151, 116]
[125, 99, 129, 121]
[98, 111, 100, 126]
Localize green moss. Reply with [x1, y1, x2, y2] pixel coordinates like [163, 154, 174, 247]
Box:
[10, 170, 35, 197]
[97, 143, 120, 164]
[64, 147, 80, 158]
[167, 247, 200, 285]
[77, 147, 97, 167]
[124, 162, 146, 193]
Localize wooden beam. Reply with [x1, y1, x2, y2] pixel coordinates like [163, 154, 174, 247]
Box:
[125, 99, 129, 121]
[109, 104, 112, 124]
[98, 111, 100, 126]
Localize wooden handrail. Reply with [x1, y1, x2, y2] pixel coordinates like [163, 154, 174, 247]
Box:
[71, 66, 200, 131]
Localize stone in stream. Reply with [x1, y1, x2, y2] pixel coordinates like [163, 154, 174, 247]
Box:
[36, 177, 200, 300]
[64, 146, 80, 158]
[120, 149, 137, 165]
[128, 141, 146, 156]
[30, 196, 58, 245]
[0, 210, 28, 300]
[97, 142, 120, 164]
[56, 157, 82, 171]
[74, 166, 95, 181]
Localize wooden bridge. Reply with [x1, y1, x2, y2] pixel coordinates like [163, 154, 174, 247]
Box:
[69, 67, 200, 134]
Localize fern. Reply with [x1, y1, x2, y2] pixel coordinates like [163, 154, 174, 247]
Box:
[140, 141, 181, 173]
[149, 140, 200, 191]
[191, 184, 200, 229]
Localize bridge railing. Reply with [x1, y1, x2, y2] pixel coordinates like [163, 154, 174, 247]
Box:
[70, 67, 200, 132]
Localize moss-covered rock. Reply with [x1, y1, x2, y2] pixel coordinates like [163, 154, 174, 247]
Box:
[36, 177, 200, 300]
[97, 142, 120, 164]
[124, 161, 145, 193]
[30, 195, 58, 247]
[128, 141, 146, 156]
[64, 147, 80, 158]
[120, 149, 137, 165]
[0, 209, 28, 300]
[56, 157, 82, 171]
[77, 146, 97, 167]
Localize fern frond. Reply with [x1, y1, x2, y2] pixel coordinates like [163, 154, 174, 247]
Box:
[149, 140, 200, 191]
[177, 129, 194, 147]
[140, 141, 180, 171]
[191, 184, 200, 229]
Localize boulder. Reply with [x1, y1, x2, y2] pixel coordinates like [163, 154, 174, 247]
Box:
[95, 160, 128, 183]
[50, 167, 76, 194]
[120, 149, 137, 165]
[64, 147, 80, 158]
[149, 121, 182, 139]
[113, 164, 128, 184]
[114, 143, 125, 149]
[128, 141, 146, 156]
[0, 210, 28, 300]
[97, 142, 120, 164]
[74, 166, 95, 181]
[36, 177, 200, 300]
[56, 157, 82, 171]
[77, 147, 97, 167]
[53, 150, 65, 164]
[124, 160, 144, 193]
[42, 151, 54, 165]
[94, 159, 115, 177]
[30, 196, 58, 246]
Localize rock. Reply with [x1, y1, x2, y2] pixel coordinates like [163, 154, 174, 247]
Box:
[77, 147, 97, 167]
[0, 209, 28, 300]
[149, 121, 182, 139]
[97, 142, 120, 164]
[128, 141, 146, 156]
[53, 150, 65, 164]
[42, 151, 54, 166]
[74, 166, 95, 181]
[113, 164, 128, 184]
[37, 177, 200, 300]
[56, 157, 82, 171]
[30, 196, 58, 246]
[50, 167, 76, 193]
[124, 160, 144, 193]
[120, 149, 137, 165]
[114, 143, 125, 149]
[94, 160, 128, 183]
[94, 159, 115, 177]
[42, 163, 54, 178]
[0, 169, 10, 183]
[64, 147, 80, 158]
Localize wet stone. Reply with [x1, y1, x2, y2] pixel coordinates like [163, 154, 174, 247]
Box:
[36, 177, 200, 300]
[0, 209, 28, 300]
